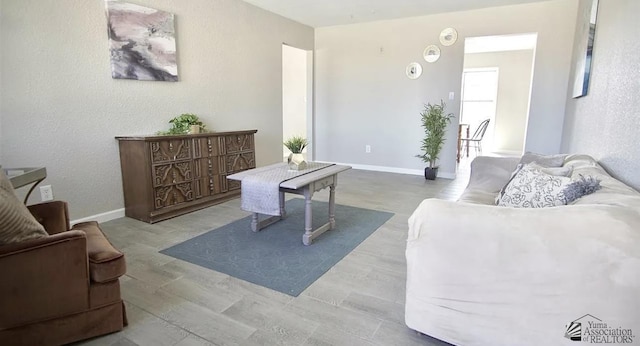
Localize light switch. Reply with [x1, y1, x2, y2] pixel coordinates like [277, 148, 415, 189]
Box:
[449, 92, 455, 100]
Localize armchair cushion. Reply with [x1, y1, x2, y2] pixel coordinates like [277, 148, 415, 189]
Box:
[73, 221, 126, 283]
[0, 170, 47, 245]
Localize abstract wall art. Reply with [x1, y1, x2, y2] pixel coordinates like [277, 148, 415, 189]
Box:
[106, 1, 178, 82]
[571, 0, 599, 98]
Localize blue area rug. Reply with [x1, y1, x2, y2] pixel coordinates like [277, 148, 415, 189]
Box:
[160, 198, 394, 296]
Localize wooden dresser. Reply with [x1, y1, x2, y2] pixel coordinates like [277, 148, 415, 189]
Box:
[115, 130, 257, 223]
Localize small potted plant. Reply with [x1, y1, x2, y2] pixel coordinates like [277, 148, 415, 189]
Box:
[157, 113, 207, 135]
[415, 100, 454, 180]
[283, 136, 308, 170]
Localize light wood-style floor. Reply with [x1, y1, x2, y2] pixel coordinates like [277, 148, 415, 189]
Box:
[78, 163, 471, 346]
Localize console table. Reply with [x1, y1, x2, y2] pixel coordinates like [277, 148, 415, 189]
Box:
[116, 130, 257, 223]
[3, 167, 47, 204]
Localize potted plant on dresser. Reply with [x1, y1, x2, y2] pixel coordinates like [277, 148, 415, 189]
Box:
[416, 100, 454, 180]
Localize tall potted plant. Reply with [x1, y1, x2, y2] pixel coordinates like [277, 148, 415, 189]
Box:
[415, 100, 454, 180]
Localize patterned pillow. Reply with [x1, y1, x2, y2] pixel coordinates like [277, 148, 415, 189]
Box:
[497, 165, 574, 208]
[0, 170, 48, 245]
[494, 163, 573, 204]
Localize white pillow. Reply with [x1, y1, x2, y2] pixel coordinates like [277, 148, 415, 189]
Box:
[519, 152, 567, 167]
[528, 162, 573, 177]
[497, 165, 573, 208]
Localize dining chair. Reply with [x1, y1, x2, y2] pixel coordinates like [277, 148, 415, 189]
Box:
[461, 119, 490, 157]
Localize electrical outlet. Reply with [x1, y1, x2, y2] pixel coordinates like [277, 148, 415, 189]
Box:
[40, 185, 53, 201]
[365, 145, 371, 153]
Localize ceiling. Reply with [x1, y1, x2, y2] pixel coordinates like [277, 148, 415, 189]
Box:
[241, 0, 552, 28]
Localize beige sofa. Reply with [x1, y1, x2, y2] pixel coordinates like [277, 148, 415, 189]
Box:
[405, 155, 640, 345]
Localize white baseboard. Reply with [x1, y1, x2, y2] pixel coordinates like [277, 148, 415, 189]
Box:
[71, 162, 457, 225]
[316, 161, 456, 179]
[71, 208, 125, 226]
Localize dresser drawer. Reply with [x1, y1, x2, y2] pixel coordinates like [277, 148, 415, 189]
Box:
[224, 134, 254, 154]
[193, 137, 222, 158]
[152, 161, 193, 187]
[154, 182, 194, 209]
[226, 152, 255, 173]
[150, 139, 191, 163]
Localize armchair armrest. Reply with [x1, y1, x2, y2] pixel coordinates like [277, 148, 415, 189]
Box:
[27, 200, 70, 234]
[0, 230, 89, 329]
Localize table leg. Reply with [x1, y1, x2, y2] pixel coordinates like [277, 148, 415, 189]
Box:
[329, 183, 336, 230]
[302, 187, 316, 245]
[251, 213, 259, 232]
[457, 124, 462, 163]
[466, 126, 470, 157]
[279, 191, 286, 218]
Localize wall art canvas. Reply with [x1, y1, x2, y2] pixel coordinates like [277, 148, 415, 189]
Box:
[571, 0, 599, 98]
[106, 1, 178, 82]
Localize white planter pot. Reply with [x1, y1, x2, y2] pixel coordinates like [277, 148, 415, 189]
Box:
[287, 153, 307, 170]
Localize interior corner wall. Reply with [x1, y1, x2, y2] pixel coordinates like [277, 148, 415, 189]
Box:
[561, 0, 640, 191]
[0, 0, 313, 219]
[314, 0, 578, 177]
[282, 45, 308, 158]
[464, 49, 535, 154]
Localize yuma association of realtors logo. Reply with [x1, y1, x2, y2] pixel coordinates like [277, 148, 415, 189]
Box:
[565, 314, 635, 344]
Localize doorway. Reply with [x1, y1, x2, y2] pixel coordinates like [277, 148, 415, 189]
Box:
[460, 68, 499, 155]
[459, 33, 537, 164]
[282, 44, 313, 161]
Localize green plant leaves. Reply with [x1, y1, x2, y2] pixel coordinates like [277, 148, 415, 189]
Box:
[415, 100, 453, 168]
[283, 136, 308, 153]
[157, 113, 206, 135]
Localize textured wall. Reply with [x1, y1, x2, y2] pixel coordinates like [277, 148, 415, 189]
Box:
[561, 0, 640, 190]
[0, 0, 313, 219]
[464, 49, 535, 154]
[314, 0, 578, 177]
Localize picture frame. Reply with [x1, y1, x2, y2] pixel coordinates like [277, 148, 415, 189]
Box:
[571, 0, 599, 98]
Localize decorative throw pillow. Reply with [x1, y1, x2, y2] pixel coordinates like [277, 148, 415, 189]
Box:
[519, 152, 567, 167]
[528, 162, 573, 177]
[494, 162, 573, 204]
[498, 166, 572, 208]
[564, 174, 602, 204]
[497, 166, 601, 208]
[0, 170, 47, 245]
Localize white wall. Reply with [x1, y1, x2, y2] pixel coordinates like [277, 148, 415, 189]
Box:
[282, 45, 308, 157]
[315, 0, 578, 177]
[464, 49, 534, 154]
[561, 0, 640, 190]
[0, 0, 313, 219]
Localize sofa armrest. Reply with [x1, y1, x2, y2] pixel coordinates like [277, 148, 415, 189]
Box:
[465, 156, 520, 193]
[27, 200, 70, 234]
[0, 230, 90, 329]
[406, 199, 640, 345]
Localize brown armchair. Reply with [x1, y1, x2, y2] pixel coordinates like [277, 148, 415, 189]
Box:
[0, 201, 127, 345]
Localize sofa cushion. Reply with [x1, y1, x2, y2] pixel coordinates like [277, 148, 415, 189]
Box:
[72, 221, 126, 283]
[0, 170, 47, 245]
[519, 152, 567, 167]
